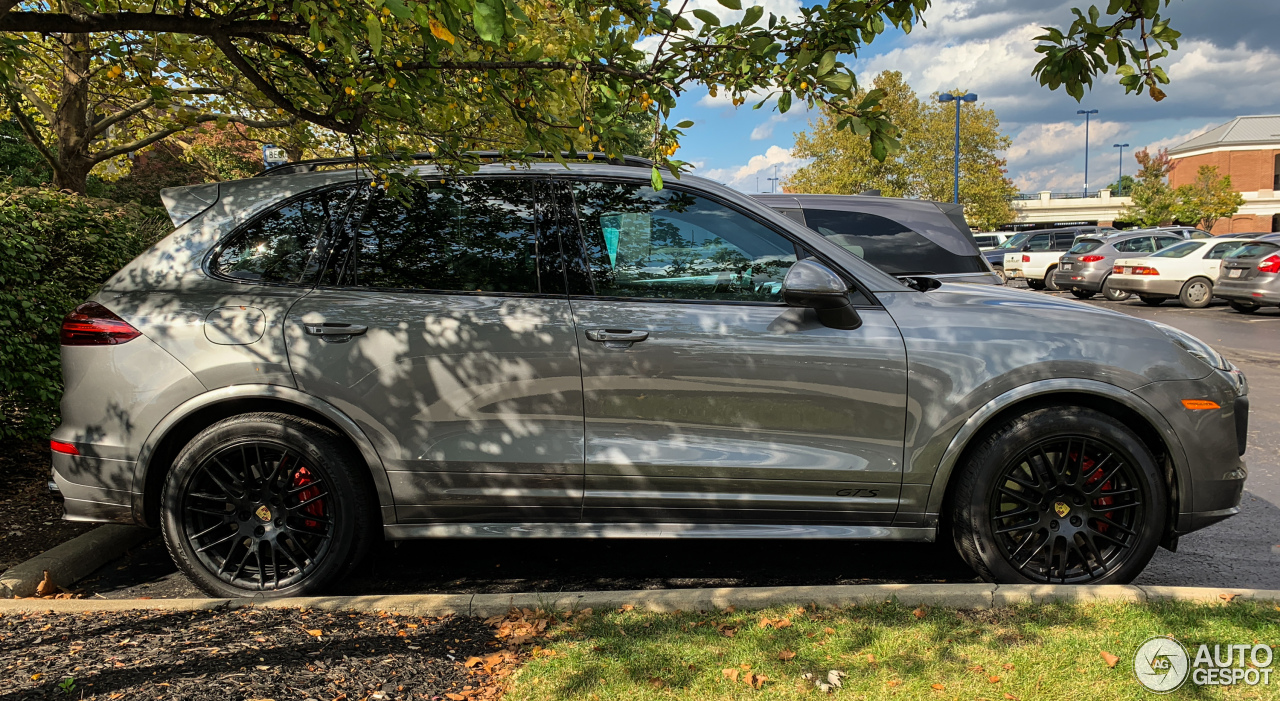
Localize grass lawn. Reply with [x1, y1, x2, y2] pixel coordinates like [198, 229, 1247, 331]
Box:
[502, 600, 1280, 701]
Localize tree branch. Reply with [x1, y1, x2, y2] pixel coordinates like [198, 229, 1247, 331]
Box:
[0, 11, 307, 37]
[1, 88, 61, 176]
[89, 113, 291, 163]
[211, 32, 357, 134]
[14, 83, 56, 124]
[0, 0, 19, 23]
[87, 86, 226, 137]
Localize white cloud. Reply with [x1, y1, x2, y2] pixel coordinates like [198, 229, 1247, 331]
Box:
[698, 145, 809, 192]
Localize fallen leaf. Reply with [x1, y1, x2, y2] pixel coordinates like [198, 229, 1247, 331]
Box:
[36, 571, 56, 598]
[619, 604, 635, 612]
[305, 629, 323, 637]
[1004, 694, 1020, 701]
[912, 607, 926, 619]
[1002, 663, 1015, 670]
[445, 695, 466, 701]
[1101, 650, 1120, 668]
[465, 657, 483, 668]
[722, 668, 740, 682]
[824, 627, 836, 635]
[778, 649, 796, 661]
[989, 675, 1001, 683]
[968, 665, 983, 672]
[746, 672, 768, 689]
[648, 677, 664, 688]
[887, 680, 902, 687]
[724, 605, 736, 613]
[1220, 593, 1238, 602]
[866, 654, 876, 664]
[776, 618, 792, 629]
[931, 683, 945, 690]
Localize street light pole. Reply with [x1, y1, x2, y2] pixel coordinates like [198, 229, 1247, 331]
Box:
[1077, 109, 1098, 196]
[939, 92, 978, 203]
[766, 164, 780, 193]
[1113, 143, 1129, 196]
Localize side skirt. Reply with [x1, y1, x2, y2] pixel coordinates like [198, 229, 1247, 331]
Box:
[383, 523, 937, 541]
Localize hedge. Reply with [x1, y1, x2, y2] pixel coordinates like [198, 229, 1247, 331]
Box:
[0, 184, 169, 441]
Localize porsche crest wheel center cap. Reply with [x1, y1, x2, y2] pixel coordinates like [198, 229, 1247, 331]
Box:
[1053, 501, 1071, 518]
[255, 505, 273, 522]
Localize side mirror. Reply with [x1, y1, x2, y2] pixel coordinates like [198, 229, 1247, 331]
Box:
[781, 259, 861, 330]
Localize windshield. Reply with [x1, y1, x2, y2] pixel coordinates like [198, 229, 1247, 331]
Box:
[1068, 239, 1103, 254]
[996, 232, 1033, 249]
[1227, 242, 1280, 259]
[1151, 241, 1206, 258]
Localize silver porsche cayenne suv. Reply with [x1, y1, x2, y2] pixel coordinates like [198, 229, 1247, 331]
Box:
[51, 159, 1248, 597]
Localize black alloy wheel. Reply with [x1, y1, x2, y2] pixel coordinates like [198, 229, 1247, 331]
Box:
[161, 413, 374, 598]
[986, 436, 1145, 583]
[181, 440, 334, 591]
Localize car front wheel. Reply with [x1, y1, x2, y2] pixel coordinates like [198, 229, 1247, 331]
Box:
[1138, 295, 1165, 306]
[1101, 276, 1131, 302]
[950, 406, 1165, 584]
[1070, 288, 1095, 299]
[160, 413, 375, 598]
[1228, 300, 1259, 314]
[1179, 277, 1213, 309]
[1042, 267, 1061, 291]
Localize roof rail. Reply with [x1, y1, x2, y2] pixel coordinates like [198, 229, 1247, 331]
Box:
[255, 151, 653, 177]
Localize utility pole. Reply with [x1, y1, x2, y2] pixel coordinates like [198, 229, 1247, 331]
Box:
[939, 92, 978, 203]
[1077, 109, 1099, 196]
[1113, 143, 1129, 195]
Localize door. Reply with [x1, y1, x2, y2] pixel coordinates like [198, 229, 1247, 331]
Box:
[559, 179, 908, 525]
[285, 178, 586, 523]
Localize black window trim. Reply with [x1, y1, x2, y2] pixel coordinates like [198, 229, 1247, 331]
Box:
[313, 173, 574, 300]
[204, 182, 361, 289]
[554, 174, 882, 309]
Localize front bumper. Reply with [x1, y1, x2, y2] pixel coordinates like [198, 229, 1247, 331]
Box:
[1108, 276, 1183, 296]
[1052, 265, 1108, 291]
[1213, 278, 1280, 305]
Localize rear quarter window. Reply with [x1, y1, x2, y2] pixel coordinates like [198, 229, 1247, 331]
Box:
[800, 208, 987, 276]
[1228, 242, 1280, 259]
[1069, 239, 1103, 254]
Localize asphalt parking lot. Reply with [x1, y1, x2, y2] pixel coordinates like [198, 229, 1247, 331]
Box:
[75, 291, 1280, 599]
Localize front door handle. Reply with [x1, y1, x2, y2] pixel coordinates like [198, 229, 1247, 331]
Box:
[305, 323, 369, 343]
[585, 329, 649, 347]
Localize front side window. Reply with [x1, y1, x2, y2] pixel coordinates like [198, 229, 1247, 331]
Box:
[213, 187, 351, 284]
[1025, 233, 1052, 251]
[802, 208, 987, 275]
[342, 179, 543, 294]
[1151, 241, 1206, 259]
[569, 181, 798, 302]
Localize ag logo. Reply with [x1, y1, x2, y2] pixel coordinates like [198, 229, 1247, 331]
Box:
[1134, 636, 1190, 693]
[1053, 501, 1071, 517]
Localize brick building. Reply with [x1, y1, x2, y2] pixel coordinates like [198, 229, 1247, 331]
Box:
[1167, 115, 1280, 234]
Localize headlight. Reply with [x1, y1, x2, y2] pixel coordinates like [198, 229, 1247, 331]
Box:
[1150, 321, 1231, 371]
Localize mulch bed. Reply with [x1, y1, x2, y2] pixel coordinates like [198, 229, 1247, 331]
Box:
[0, 606, 549, 700]
[0, 440, 95, 572]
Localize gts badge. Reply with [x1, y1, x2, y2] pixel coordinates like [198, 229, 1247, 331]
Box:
[835, 489, 880, 498]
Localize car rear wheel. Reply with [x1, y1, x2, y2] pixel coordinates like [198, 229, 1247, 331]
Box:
[1178, 277, 1213, 309]
[1138, 295, 1165, 306]
[950, 406, 1165, 584]
[1101, 276, 1131, 302]
[160, 412, 375, 598]
[1026, 279, 1046, 291]
[1228, 300, 1259, 314]
[1042, 267, 1061, 291]
[1070, 289, 1095, 299]
[993, 266, 1007, 283]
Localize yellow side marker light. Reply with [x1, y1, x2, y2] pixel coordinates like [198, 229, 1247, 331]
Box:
[1181, 399, 1221, 410]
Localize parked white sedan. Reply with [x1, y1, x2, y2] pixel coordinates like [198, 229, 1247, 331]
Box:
[1110, 238, 1253, 307]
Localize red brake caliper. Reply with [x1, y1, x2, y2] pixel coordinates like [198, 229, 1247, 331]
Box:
[290, 466, 324, 529]
[1082, 457, 1114, 533]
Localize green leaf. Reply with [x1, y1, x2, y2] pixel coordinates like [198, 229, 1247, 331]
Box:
[777, 91, 791, 113]
[717, 0, 741, 10]
[820, 72, 853, 92]
[692, 9, 721, 25]
[676, 119, 694, 128]
[383, 0, 411, 19]
[651, 166, 664, 191]
[673, 15, 694, 31]
[473, 0, 505, 42]
[742, 5, 763, 25]
[817, 51, 836, 76]
[366, 14, 383, 55]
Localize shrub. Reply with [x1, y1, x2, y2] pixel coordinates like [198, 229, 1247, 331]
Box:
[0, 184, 169, 441]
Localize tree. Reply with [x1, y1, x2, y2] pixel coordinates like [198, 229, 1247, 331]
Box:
[1107, 174, 1136, 197]
[0, 118, 50, 185]
[1123, 147, 1177, 226]
[787, 71, 1017, 230]
[1174, 165, 1244, 231]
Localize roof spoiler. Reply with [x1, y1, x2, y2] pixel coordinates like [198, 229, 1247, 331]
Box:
[159, 183, 220, 227]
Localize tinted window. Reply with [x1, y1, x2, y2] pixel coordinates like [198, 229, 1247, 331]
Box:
[973, 235, 997, 247]
[1151, 241, 1206, 258]
[1227, 242, 1280, 259]
[1051, 232, 1076, 250]
[1206, 241, 1244, 259]
[1154, 236, 1182, 249]
[1025, 233, 1052, 251]
[344, 179, 543, 293]
[996, 232, 1032, 249]
[570, 182, 797, 301]
[1189, 230, 1213, 239]
[774, 208, 806, 226]
[1069, 239, 1103, 254]
[799, 208, 986, 275]
[213, 187, 350, 284]
[1114, 237, 1156, 253]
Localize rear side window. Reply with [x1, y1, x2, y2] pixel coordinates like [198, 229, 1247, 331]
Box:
[1024, 233, 1052, 251]
[973, 235, 997, 248]
[1206, 241, 1244, 259]
[1114, 237, 1156, 253]
[213, 187, 351, 284]
[1051, 233, 1076, 250]
[1154, 236, 1183, 249]
[1069, 239, 1103, 254]
[569, 181, 798, 302]
[1227, 242, 1280, 259]
[1151, 241, 1205, 258]
[801, 208, 987, 275]
[1189, 230, 1213, 239]
[342, 179, 543, 293]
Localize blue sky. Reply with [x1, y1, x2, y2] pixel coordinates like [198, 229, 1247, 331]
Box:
[663, 0, 1280, 195]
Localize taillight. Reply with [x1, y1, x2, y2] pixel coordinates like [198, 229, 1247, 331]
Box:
[1132, 266, 1160, 276]
[50, 440, 79, 455]
[1113, 265, 1124, 274]
[1259, 254, 1280, 274]
[1080, 255, 1105, 263]
[60, 302, 141, 346]
[1021, 255, 1031, 263]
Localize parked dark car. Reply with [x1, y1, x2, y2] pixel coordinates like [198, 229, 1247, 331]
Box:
[754, 194, 1001, 284]
[1052, 231, 1187, 300]
[1215, 233, 1280, 312]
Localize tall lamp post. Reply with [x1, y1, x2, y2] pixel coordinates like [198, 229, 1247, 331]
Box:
[766, 164, 780, 193]
[939, 92, 978, 203]
[1113, 143, 1129, 196]
[1077, 109, 1099, 195]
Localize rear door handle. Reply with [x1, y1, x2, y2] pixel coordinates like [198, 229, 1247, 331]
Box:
[305, 323, 369, 343]
[585, 329, 649, 345]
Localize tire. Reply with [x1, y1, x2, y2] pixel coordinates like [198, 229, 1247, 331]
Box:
[1070, 289, 1096, 299]
[1138, 295, 1164, 306]
[1027, 279, 1046, 291]
[950, 406, 1166, 584]
[993, 266, 1007, 283]
[1101, 276, 1131, 302]
[1229, 300, 1259, 314]
[1042, 267, 1061, 291]
[1179, 277, 1213, 309]
[160, 412, 375, 598]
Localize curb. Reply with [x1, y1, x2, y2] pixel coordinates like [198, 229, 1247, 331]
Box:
[2, 583, 1277, 616]
[0, 525, 155, 599]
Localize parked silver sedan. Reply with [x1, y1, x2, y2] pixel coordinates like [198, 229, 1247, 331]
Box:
[1051, 231, 1186, 300]
[1216, 234, 1280, 313]
[51, 159, 1248, 597]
